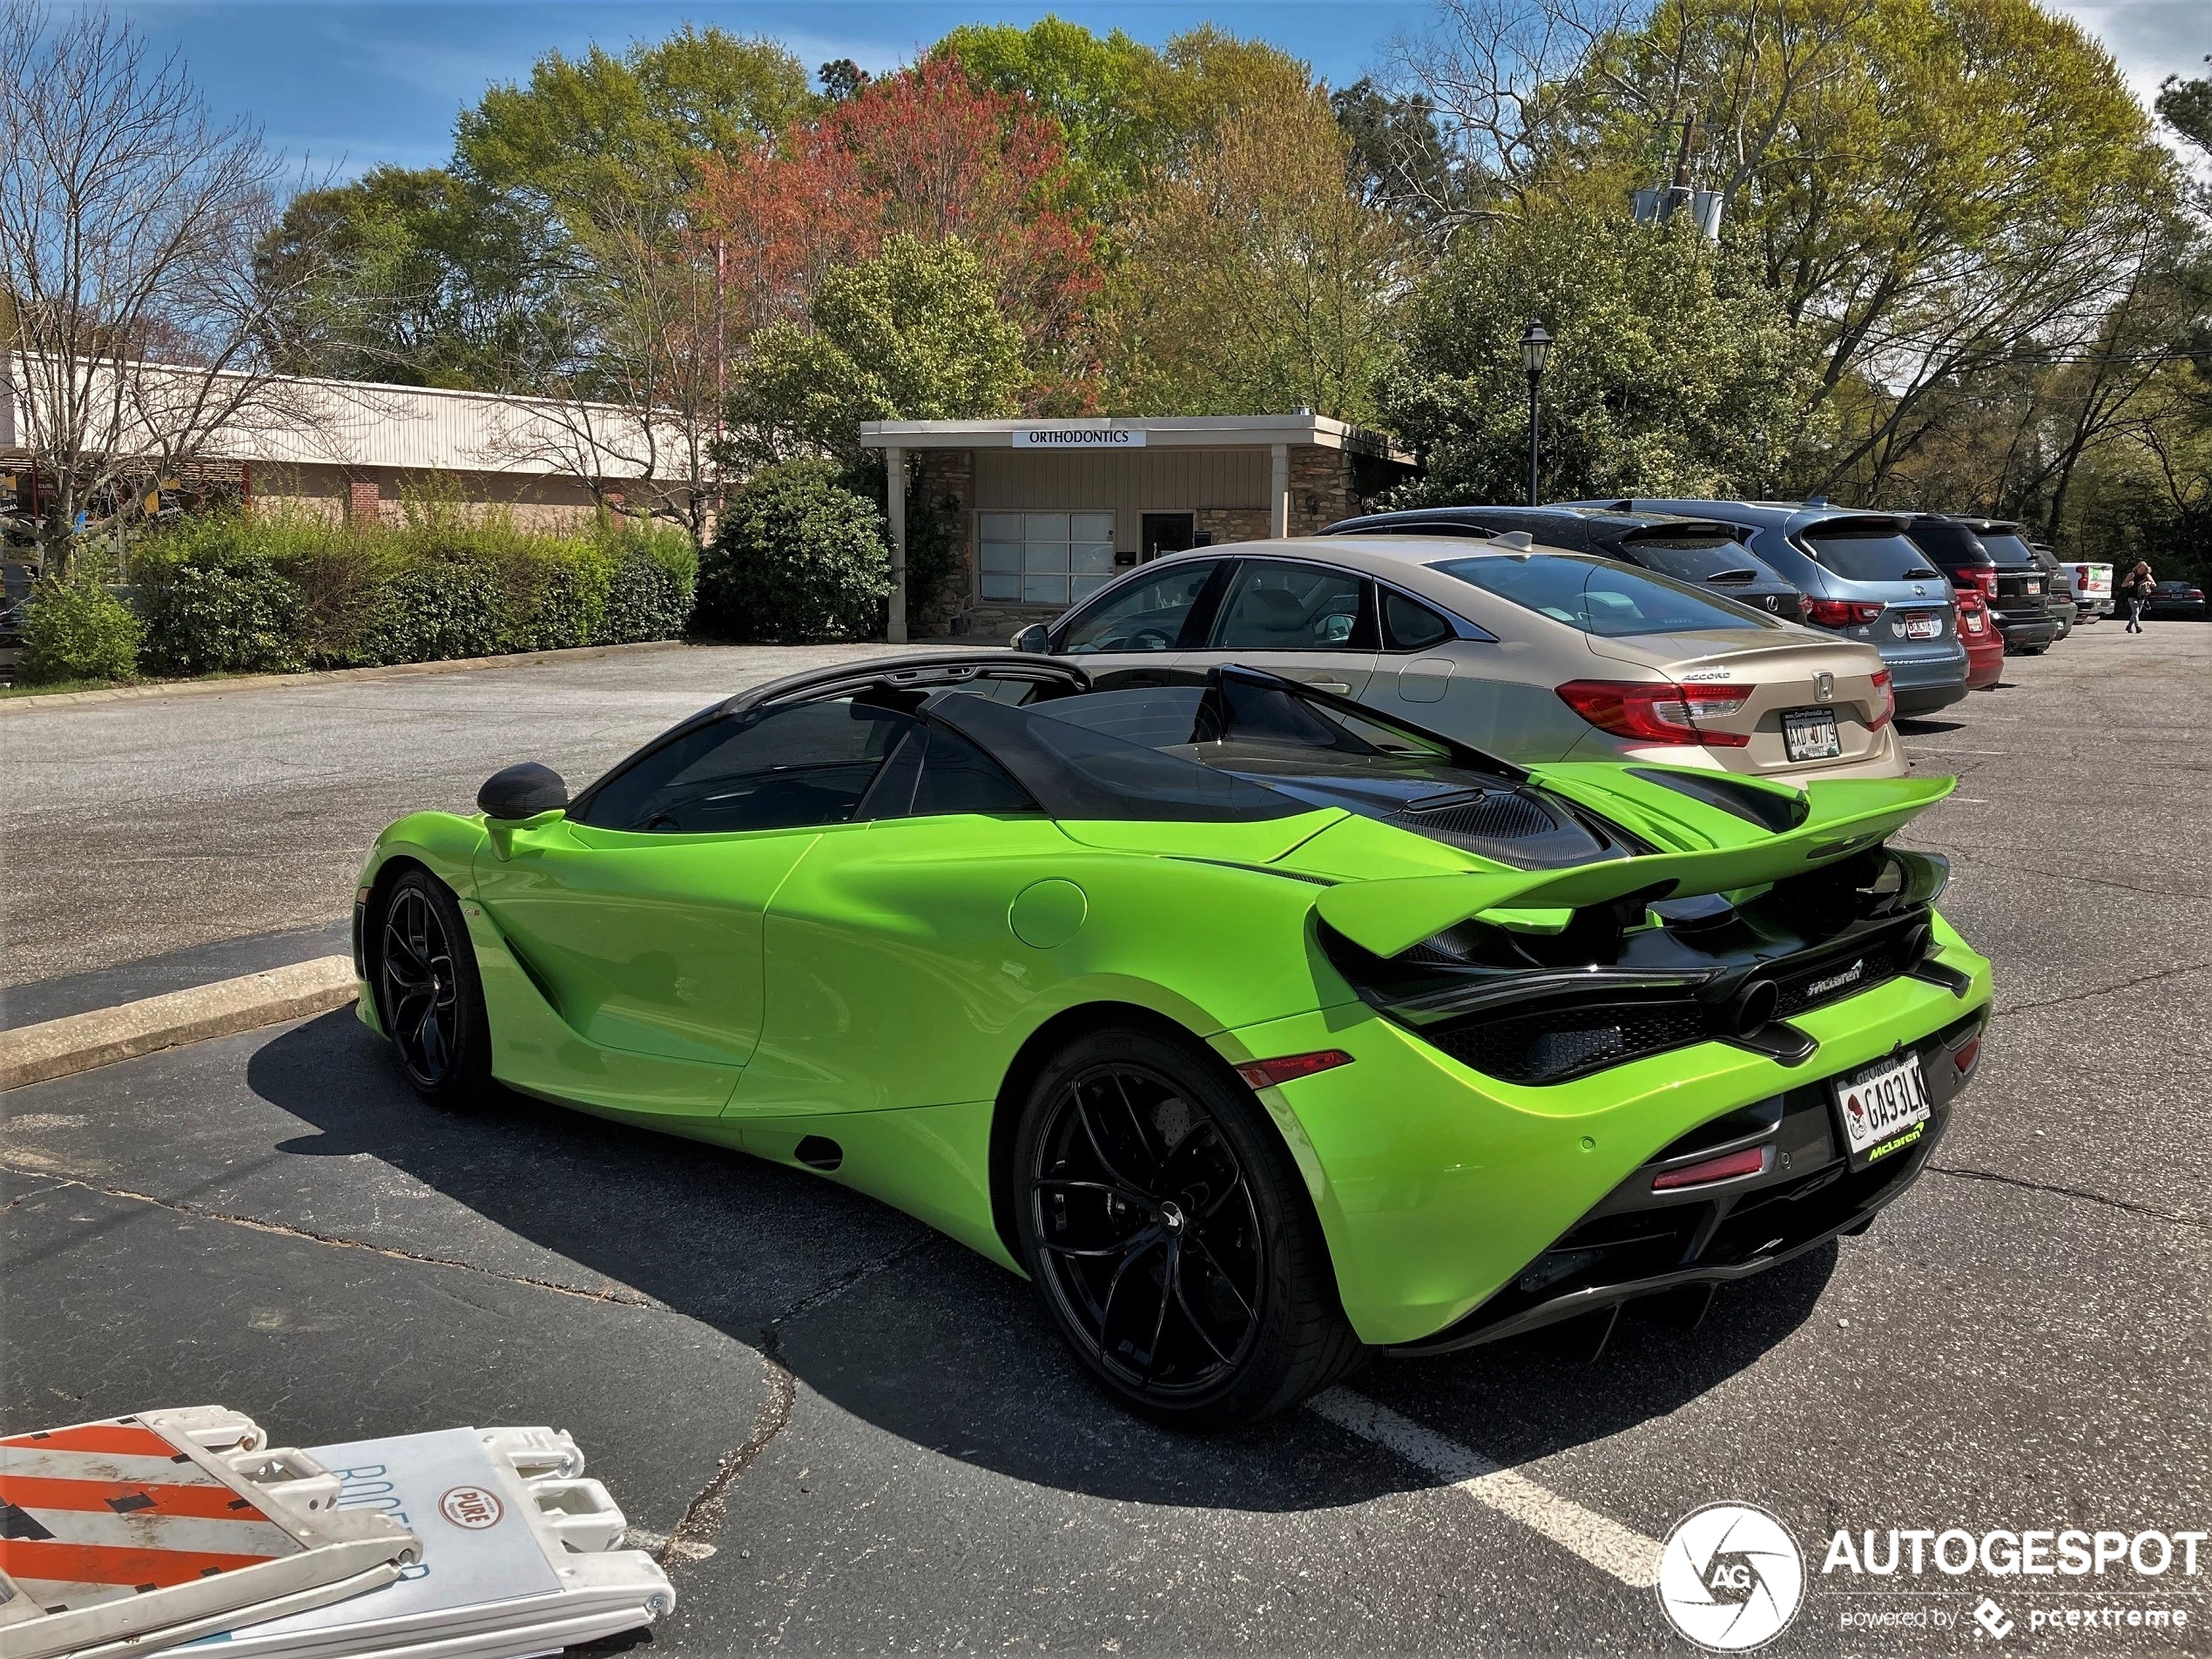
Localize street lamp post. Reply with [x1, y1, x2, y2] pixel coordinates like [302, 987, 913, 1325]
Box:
[1521, 319, 1551, 508]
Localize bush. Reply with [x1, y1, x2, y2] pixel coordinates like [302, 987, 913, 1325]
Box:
[133, 518, 304, 676]
[352, 559, 509, 664]
[696, 461, 892, 643]
[19, 577, 142, 684]
[125, 503, 698, 673]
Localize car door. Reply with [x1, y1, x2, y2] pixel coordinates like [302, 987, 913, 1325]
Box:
[734, 712, 1074, 1120]
[1048, 556, 1227, 687]
[470, 695, 916, 1103]
[1177, 556, 1379, 695]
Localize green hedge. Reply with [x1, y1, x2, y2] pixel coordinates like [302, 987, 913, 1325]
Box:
[19, 577, 143, 684]
[130, 509, 698, 672]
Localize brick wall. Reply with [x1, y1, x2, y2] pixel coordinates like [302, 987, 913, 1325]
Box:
[911, 449, 974, 631]
[1287, 448, 1359, 536]
[346, 477, 381, 523]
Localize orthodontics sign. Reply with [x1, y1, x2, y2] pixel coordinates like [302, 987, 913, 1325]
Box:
[1010, 424, 1147, 448]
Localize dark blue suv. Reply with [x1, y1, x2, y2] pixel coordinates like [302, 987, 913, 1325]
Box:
[1554, 500, 1969, 716]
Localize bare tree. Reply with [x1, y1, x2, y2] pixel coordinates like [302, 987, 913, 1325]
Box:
[0, 2, 318, 577]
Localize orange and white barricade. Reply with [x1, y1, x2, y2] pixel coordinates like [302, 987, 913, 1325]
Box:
[0, 1407, 418, 1659]
[179, 1425, 673, 1659]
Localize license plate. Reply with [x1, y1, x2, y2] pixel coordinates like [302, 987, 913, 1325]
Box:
[1783, 708, 1843, 762]
[2025, 578, 2040, 594]
[1904, 613, 1942, 639]
[1833, 1052, 1931, 1165]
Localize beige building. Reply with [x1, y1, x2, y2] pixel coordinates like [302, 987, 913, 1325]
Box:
[2, 362, 688, 534]
[860, 416, 1415, 641]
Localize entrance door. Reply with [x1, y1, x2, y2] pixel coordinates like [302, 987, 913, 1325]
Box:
[1141, 513, 1196, 563]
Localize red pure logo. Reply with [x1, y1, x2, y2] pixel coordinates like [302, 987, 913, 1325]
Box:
[439, 1485, 504, 1530]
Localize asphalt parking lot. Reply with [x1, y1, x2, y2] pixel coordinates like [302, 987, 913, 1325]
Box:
[3, 624, 2207, 1653]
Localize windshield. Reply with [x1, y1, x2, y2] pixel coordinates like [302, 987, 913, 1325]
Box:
[1432, 553, 1777, 636]
[1801, 526, 1943, 582]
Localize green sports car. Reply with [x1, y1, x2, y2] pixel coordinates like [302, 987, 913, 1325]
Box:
[354, 654, 1991, 1426]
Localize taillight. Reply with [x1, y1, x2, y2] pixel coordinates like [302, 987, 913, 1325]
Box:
[1554, 679, 1753, 746]
[1235, 1050, 1354, 1090]
[1652, 1144, 1770, 1191]
[1867, 669, 1896, 732]
[1953, 1035, 1981, 1076]
[1973, 569, 1999, 600]
[1804, 598, 1885, 627]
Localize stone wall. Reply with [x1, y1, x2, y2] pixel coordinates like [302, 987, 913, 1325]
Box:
[910, 448, 974, 634]
[1287, 448, 1359, 536]
[1197, 507, 1271, 545]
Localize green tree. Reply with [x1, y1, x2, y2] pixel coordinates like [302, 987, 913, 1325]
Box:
[257, 167, 564, 388]
[730, 235, 1027, 463]
[1105, 94, 1407, 422]
[932, 18, 1161, 208]
[1380, 209, 1829, 504]
[455, 26, 814, 234]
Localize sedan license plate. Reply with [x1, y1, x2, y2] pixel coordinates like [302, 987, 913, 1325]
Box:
[1904, 613, 1942, 639]
[1833, 1052, 1931, 1166]
[1783, 708, 1843, 762]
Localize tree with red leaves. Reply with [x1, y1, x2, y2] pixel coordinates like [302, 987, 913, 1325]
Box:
[695, 57, 1099, 399]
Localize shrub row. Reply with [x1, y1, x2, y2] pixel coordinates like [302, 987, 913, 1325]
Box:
[17, 509, 698, 685]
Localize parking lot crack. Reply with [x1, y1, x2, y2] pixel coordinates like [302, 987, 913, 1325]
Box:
[0, 1161, 671, 1307]
[651, 1235, 936, 1572]
[1990, 959, 2212, 1019]
[1925, 1163, 2207, 1230]
[0, 1179, 70, 1214]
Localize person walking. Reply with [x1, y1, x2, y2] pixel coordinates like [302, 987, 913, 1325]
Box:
[2123, 560, 2155, 632]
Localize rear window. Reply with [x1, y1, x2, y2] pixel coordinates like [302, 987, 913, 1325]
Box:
[1431, 554, 1777, 637]
[1974, 531, 2040, 570]
[1619, 535, 1771, 583]
[1801, 527, 1943, 582]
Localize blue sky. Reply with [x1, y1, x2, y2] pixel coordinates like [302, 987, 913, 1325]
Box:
[117, 0, 2204, 178]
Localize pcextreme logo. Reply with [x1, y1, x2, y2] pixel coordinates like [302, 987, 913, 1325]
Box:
[1657, 1503, 1808, 1650]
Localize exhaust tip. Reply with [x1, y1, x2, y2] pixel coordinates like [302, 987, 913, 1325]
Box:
[1730, 977, 1780, 1036]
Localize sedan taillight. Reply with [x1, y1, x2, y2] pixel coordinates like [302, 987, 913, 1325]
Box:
[1804, 598, 1885, 627]
[1867, 669, 1896, 732]
[1555, 679, 1753, 746]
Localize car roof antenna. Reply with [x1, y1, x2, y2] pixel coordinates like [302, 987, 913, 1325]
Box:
[1493, 529, 1534, 550]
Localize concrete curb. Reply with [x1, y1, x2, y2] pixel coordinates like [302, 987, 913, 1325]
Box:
[0, 957, 360, 1091]
[0, 639, 691, 714]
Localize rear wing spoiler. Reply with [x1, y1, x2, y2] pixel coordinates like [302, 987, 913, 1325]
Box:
[1314, 774, 1954, 958]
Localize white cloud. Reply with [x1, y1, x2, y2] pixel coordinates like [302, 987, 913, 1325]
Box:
[2047, 0, 2204, 109]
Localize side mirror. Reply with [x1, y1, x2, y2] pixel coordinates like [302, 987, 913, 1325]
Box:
[478, 762, 568, 822]
[1010, 623, 1052, 655]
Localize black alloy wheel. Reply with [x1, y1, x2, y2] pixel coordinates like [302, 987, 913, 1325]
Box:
[376, 871, 491, 1107]
[1015, 1026, 1363, 1427]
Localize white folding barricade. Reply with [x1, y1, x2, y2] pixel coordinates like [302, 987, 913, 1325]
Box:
[0, 1407, 419, 1659]
[175, 1426, 673, 1659]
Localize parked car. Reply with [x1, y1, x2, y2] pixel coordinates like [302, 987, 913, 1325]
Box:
[2060, 554, 2114, 619]
[2026, 544, 2078, 642]
[358, 651, 1991, 1425]
[2142, 579, 2209, 621]
[1318, 503, 1810, 624]
[0, 559, 33, 679]
[1018, 536, 1909, 780]
[1955, 589, 2005, 690]
[1898, 516, 2057, 657]
[1551, 500, 1968, 717]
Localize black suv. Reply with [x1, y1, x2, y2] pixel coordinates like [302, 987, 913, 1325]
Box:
[1901, 516, 2058, 656]
[1319, 504, 1809, 623]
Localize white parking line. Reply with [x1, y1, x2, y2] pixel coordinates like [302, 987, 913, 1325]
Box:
[1308, 1388, 1662, 1588]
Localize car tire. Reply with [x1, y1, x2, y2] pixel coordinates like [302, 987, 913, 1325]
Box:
[1013, 1024, 1366, 1429]
[374, 869, 493, 1109]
